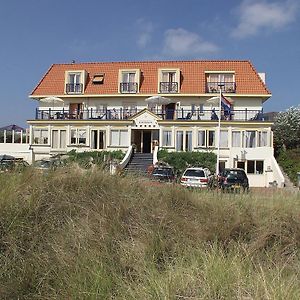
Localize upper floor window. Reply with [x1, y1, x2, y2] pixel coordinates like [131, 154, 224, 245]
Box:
[159, 69, 180, 93]
[65, 70, 86, 94]
[206, 72, 236, 93]
[119, 69, 140, 93]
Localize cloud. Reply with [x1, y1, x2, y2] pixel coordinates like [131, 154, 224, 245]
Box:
[136, 19, 154, 48]
[231, 0, 299, 38]
[163, 28, 219, 57]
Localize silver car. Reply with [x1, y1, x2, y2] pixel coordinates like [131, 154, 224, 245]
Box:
[180, 167, 211, 188]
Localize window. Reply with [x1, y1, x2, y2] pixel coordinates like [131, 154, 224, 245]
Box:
[247, 160, 264, 174]
[198, 130, 206, 147]
[219, 130, 228, 148]
[197, 129, 216, 148]
[159, 69, 180, 93]
[162, 130, 172, 147]
[206, 72, 235, 93]
[65, 71, 84, 94]
[92, 73, 105, 84]
[91, 130, 105, 149]
[208, 130, 215, 147]
[175, 130, 193, 151]
[176, 131, 183, 151]
[110, 130, 129, 147]
[119, 70, 139, 93]
[51, 130, 66, 149]
[245, 131, 256, 148]
[258, 131, 268, 147]
[232, 131, 241, 147]
[33, 129, 48, 144]
[71, 129, 87, 145]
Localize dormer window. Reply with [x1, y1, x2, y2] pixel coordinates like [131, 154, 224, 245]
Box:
[65, 70, 86, 94]
[206, 72, 236, 93]
[92, 73, 105, 84]
[119, 69, 140, 93]
[159, 69, 180, 93]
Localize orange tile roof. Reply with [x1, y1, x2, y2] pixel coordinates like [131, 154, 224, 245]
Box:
[30, 60, 271, 96]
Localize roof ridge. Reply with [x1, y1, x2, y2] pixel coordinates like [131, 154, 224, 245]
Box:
[52, 59, 251, 66]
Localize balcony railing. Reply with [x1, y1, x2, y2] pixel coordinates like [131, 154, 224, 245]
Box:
[120, 82, 138, 93]
[206, 82, 236, 93]
[65, 83, 83, 94]
[35, 108, 264, 122]
[159, 82, 178, 93]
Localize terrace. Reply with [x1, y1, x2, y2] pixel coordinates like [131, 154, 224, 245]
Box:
[35, 108, 265, 122]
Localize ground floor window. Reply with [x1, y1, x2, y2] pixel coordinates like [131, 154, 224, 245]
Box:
[176, 130, 193, 151]
[219, 130, 228, 148]
[247, 160, 264, 174]
[110, 130, 129, 147]
[91, 130, 106, 149]
[33, 129, 48, 144]
[71, 129, 87, 145]
[52, 130, 66, 149]
[162, 130, 172, 147]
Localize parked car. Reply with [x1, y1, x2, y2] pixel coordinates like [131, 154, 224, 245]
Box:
[219, 168, 249, 192]
[151, 166, 175, 182]
[0, 157, 29, 173]
[180, 167, 211, 188]
[33, 159, 65, 171]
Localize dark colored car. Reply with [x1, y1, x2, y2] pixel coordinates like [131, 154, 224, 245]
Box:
[219, 168, 249, 192]
[151, 166, 175, 182]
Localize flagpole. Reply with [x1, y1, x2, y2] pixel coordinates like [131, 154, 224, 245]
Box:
[216, 84, 224, 176]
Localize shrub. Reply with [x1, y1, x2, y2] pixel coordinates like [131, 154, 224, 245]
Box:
[67, 150, 125, 168]
[277, 148, 300, 185]
[158, 150, 216, 174]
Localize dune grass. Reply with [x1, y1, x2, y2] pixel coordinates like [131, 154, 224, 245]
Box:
[0, 167, 300, 299]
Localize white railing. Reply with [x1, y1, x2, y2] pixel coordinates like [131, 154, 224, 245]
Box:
[118, 145, 134, 170]
[153, 145, 159, 165]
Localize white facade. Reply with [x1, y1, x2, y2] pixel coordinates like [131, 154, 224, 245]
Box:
[27, 60, 284, 187]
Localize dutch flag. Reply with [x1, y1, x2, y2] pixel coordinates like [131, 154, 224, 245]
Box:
[221, 93, 232, 115]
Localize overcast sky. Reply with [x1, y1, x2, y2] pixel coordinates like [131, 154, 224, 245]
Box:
[0, 0, 299, 127]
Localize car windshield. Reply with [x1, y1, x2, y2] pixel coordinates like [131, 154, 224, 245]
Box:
[152, 168, 173, 175]
[183, 169, 205, 177]
[34, 160, 52, 168]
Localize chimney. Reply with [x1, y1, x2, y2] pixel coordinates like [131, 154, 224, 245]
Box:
[258, 72, 266, 84]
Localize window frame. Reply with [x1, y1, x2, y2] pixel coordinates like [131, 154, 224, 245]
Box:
[118, 69, 140, 93]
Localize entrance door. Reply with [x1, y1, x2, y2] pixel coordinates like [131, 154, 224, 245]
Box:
[142, 131, 151, 153]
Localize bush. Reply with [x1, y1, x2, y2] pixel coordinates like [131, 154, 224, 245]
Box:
[277, 149, 300, 185]
[158, 150, 216, 174]
[67, 150, 125, 168]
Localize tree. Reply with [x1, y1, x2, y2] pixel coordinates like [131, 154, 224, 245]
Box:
[273, 106, 300, 150]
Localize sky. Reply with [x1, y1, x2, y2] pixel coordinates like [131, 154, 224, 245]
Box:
[0, 0, 299, 127]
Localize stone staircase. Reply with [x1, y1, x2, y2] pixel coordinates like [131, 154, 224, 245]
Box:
[125, 152, 153, 175]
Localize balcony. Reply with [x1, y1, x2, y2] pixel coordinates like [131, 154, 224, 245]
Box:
[35, 108, 264, 122]
[206, 82, 236, 93]
[120, 82, 138, 93]
[65, 83, 83, 94]
[159, 82, 178, 93]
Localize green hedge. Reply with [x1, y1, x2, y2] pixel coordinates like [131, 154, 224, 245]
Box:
[157, 150, 216, 174]
[67, 150, 125, 168]
[277, 149, 300, 185]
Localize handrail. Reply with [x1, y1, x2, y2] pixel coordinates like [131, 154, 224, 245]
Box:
[118, 145, 134, 170]
[153, 145, 159, 165]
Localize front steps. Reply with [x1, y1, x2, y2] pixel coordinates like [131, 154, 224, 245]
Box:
[124, 152, 153, 175]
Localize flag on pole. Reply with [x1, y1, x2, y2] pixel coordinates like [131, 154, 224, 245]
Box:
[221, 93, 232, 119]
